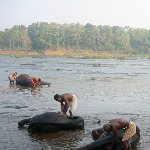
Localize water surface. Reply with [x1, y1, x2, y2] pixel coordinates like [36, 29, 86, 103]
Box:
[0, 56, 150, 150]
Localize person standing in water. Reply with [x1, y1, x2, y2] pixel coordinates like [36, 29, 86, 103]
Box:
[54, 93, 77, 117]
[8, 72, 17, 84]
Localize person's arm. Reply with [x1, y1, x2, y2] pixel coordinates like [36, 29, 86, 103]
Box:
[111, 126, 118, 148]
[61, 102, 65, 113]
[62, 100, 69, 114]
[100, 131, 109, 139]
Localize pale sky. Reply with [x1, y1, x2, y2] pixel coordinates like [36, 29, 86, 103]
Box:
[1, 0, 150, 31]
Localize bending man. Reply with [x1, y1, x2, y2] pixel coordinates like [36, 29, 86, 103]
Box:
[100, 118, 136, 150]
[54, 93, 77, 117]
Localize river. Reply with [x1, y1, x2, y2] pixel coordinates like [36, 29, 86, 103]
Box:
[0, 56, 150, 150]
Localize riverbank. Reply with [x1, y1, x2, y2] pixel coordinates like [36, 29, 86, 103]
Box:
[1, 49, 150, 59]
[0, 49, 131, 59]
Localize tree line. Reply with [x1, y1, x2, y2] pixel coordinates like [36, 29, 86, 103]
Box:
[0, 22, 150, 54]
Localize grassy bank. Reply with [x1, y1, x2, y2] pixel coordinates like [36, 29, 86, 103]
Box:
[0, 49, 132, 59]
[0, 50, 41, 58]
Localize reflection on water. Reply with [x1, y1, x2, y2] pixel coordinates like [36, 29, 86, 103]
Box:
[29, 129, 84, 150]
[0, 56, 150, 150]
[8, 84, 42, 96]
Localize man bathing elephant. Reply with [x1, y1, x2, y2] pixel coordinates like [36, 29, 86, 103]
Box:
[8, 73, 50, 87]
[29, 76, 41, 87]
[8, 72, 17, 84]
[54, 93, 77, 117]
[92, 118, 136, 150]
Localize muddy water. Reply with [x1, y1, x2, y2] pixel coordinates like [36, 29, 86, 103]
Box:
[0, 56, 150, 150]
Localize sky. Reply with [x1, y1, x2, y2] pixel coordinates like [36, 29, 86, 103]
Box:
[0, 0, 150, 31]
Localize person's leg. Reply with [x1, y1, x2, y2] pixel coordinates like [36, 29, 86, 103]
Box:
[69, 109, 73, 117]
[69, 95, 77, 118]
[127, 140, 132, 150]
[122, 141, 129, 150]
[122, 121, 136, 150]
[10, 80, 14, 84]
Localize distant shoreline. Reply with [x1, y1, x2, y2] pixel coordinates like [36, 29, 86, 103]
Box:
[0, 49, 148, 59]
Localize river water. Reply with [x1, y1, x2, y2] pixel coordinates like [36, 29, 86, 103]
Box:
[0, 56, 150, 150]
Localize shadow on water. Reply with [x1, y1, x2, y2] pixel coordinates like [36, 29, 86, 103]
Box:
[7, 84, 42, 96]
[27, 129, 85, 149]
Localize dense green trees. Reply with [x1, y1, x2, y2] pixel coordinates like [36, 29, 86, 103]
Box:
[0, 25, 31, 50]
[0, 22, 150, 54]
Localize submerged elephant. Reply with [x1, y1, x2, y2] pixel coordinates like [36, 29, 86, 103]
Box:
[77, 126, 140, 150]
[16, 74, 51, 88]
[18, 112, 84, 132]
